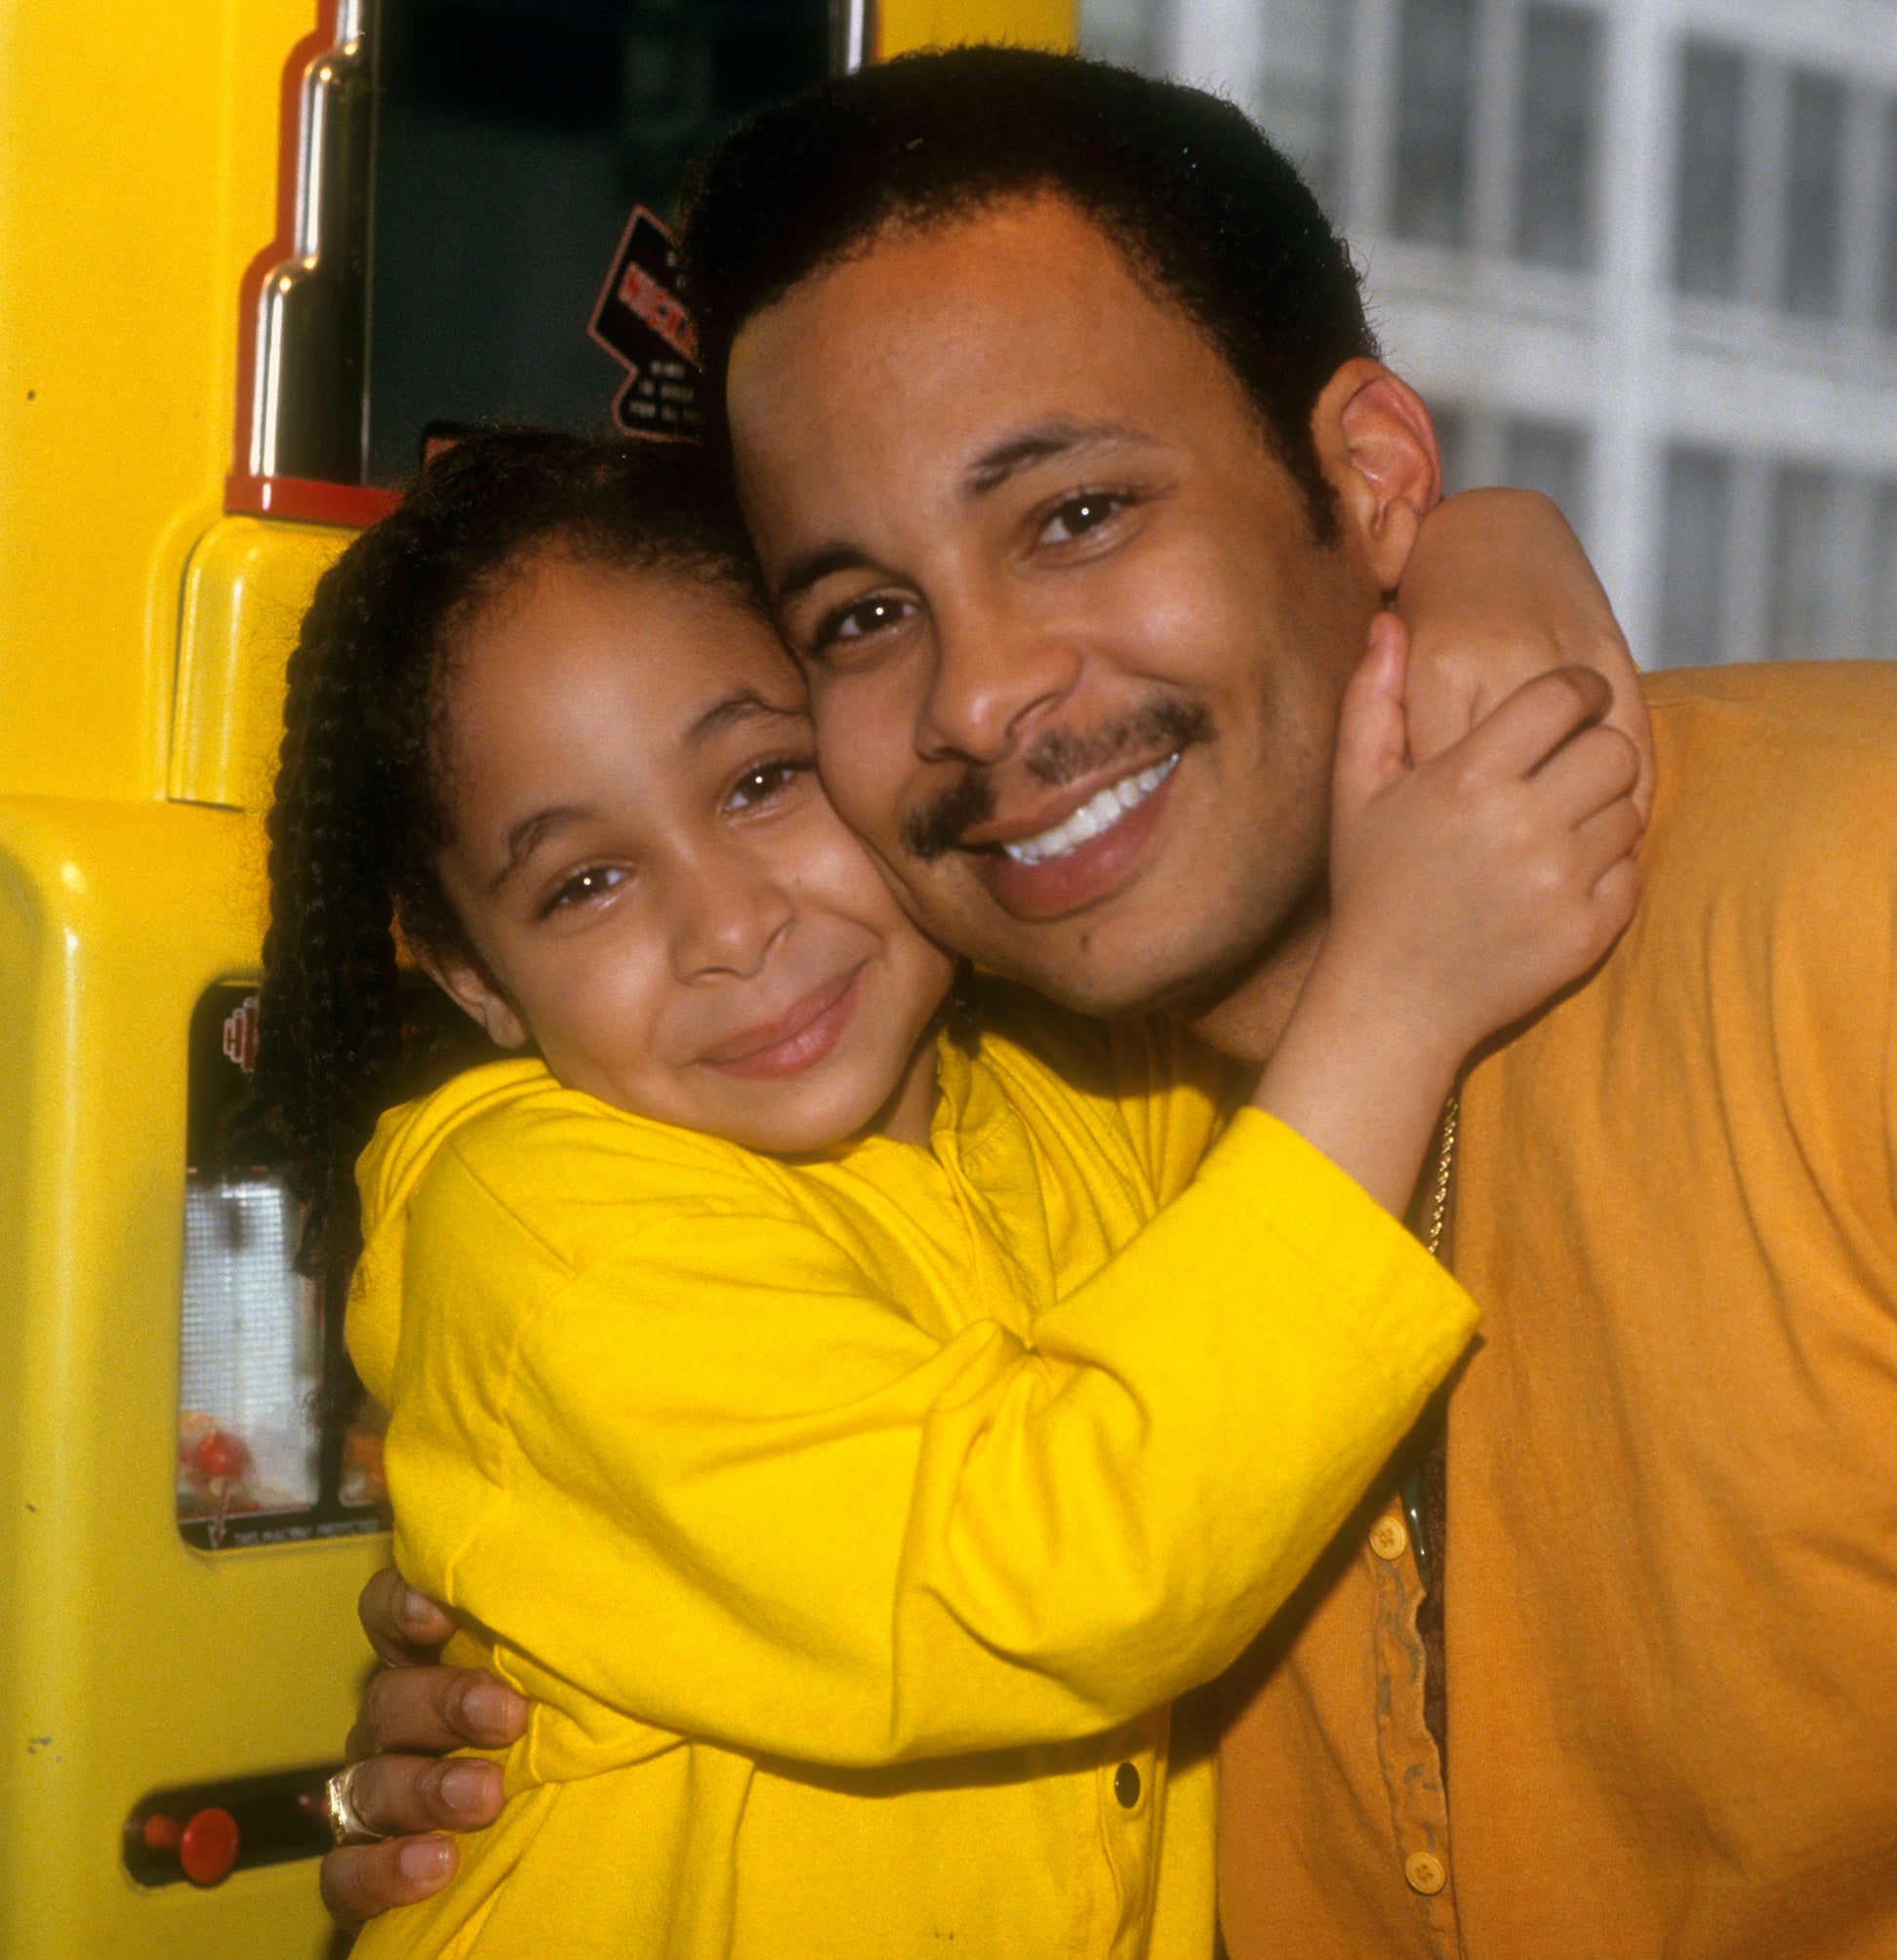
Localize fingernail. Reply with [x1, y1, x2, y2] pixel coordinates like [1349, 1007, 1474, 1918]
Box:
[397, 1587, 438, 1636]
[398, 1836, 454, 1882]
[439, 1761, 492, 1815]
[463, 1677, 525, 1742]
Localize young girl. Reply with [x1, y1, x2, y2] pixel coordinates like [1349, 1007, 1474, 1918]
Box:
[254, 431, 1638, 1958]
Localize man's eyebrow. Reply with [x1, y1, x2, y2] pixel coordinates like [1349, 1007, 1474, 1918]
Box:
[774, 542, 873, 612]
[963, 419, 1155, 497]
[490, 805, 593, 893]
[686, 689, 807, 744]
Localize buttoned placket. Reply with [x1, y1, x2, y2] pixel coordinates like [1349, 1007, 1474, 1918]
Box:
[1097, 1704, 1169, 1960]
[1365, 1492, 1462, 1956]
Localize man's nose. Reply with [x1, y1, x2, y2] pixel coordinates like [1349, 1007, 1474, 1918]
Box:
[667, 848, 796, 982]
[916, 590, 1083, 765]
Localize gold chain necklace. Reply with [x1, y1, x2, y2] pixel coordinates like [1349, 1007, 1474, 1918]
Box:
[1423, 1094, 1459, 1262]
[1394, 1092, 1461, 1590]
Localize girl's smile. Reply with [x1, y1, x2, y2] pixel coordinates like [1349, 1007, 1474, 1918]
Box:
[695, 962, 867, 1080]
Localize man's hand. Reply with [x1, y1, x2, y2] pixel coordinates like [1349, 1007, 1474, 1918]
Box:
[1398, 488, 1656, 819]
[320, 1567, 528, 1932]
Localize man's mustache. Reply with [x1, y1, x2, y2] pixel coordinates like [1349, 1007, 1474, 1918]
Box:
[902, 698, 1214, 861]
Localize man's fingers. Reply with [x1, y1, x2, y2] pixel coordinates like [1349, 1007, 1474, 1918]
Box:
[350, 1663, 528, 1757]
[337, 1751, 506, 1841]
[359, 1564, 457, 1665]
[321, 1834, 459, 1932]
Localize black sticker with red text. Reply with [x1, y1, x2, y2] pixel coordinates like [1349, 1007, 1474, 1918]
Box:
[588, 207, 703, 441]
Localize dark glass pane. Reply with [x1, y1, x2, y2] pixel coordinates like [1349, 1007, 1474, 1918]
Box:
[1870, 483, 1897, 660]
[1255, 0, 1352, 217]
[1879, 100, 1897, 335]
[367, 0, 831, 483]
[1658, 445, 1733, 666]
[1390, 0, 1476, 246]
[1768, 464, 1842, 659]
[1673, 40, 1745, 298]
[1513, 3, 1601, 271]
[1780, 69, 1847, 320]
[1504, 417, 1591, 540]
[1432, 403, 1470, 495]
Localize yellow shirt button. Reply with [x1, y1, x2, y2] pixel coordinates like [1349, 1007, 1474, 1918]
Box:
[1404, 1851, 1446, 1895]
[1369, 1515, 1408, 1561]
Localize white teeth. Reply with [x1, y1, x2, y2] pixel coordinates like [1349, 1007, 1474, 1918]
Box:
[1001, 753, 1179, 866]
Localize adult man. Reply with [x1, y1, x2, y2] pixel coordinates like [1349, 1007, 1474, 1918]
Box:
[331, 49, 1897, 1956]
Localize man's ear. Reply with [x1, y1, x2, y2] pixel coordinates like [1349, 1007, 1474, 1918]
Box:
[1311, 359, 1443, 593]
[412, 941, 531, 1052]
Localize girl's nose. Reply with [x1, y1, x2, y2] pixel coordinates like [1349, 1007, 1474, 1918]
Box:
[667, 848, 796, 982]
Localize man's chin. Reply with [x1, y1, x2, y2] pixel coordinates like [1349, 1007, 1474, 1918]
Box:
[957, 911, 1237, 1023]
[930, 858, 1318, 1032]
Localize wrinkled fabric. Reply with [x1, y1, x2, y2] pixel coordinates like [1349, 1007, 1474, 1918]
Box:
[348, 998, 1477, 1959]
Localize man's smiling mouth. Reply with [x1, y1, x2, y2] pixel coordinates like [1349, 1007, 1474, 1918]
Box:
[1001, 753, 1179, 865]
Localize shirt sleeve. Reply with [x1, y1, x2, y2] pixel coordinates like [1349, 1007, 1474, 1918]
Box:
[390, 1108, 1477, 1772]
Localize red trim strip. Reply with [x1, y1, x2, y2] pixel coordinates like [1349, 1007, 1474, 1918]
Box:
[223, 473, 400, 529]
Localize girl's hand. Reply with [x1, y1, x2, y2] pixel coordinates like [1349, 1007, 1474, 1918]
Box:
[1251, 615, 1640, 1216]
[1397, 489, 1655, 820]
[1325, 613, 1641, 1066]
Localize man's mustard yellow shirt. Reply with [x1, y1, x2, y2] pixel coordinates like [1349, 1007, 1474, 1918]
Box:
[1220, 663, 1897, 1957]
[347, 1000, 1475, 1959]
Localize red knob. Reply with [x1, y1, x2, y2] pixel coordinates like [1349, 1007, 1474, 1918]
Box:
[190, 1430, 249, 1484]
[179, 1807, 240, 1886]
[141, 1813, 182, 1854]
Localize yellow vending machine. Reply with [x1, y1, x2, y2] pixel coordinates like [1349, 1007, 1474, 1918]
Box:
[0, 0, 1071, 1954]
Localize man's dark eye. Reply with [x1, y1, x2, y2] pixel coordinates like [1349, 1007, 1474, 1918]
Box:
[831, 595, 912, 643]
[1041, 493, 1125, 545]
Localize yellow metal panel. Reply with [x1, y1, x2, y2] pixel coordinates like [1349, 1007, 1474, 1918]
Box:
[0, 794, 385, 1959]
[0, 0, 309, 804]
[879, 0, 1076, 58]
[171, 519, 351, 811]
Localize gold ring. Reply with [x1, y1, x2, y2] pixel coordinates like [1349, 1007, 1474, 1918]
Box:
[324, 1764, 383, 1847]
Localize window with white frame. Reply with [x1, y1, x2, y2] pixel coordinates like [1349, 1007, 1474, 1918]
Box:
[1674, 39, 1747, 300]
[1390, 0, 1478, 246]
[1780, 70, 1848, 321]
[1513, 3, 1602, 271]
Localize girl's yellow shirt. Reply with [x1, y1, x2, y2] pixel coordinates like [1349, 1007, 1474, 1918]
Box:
[348, 998, 1475, 1960]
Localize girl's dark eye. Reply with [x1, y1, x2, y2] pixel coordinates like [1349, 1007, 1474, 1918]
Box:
[727, 758, 809, 811]
[545, 865, 626, 914]
[1041, 492, 1127, 545]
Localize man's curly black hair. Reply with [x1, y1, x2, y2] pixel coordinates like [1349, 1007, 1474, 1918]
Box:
[246, 428, 760, 1281]
[677, 43, 1378, 540]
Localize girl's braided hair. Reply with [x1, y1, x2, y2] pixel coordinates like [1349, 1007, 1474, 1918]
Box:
[246, 427, 763, 1282]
